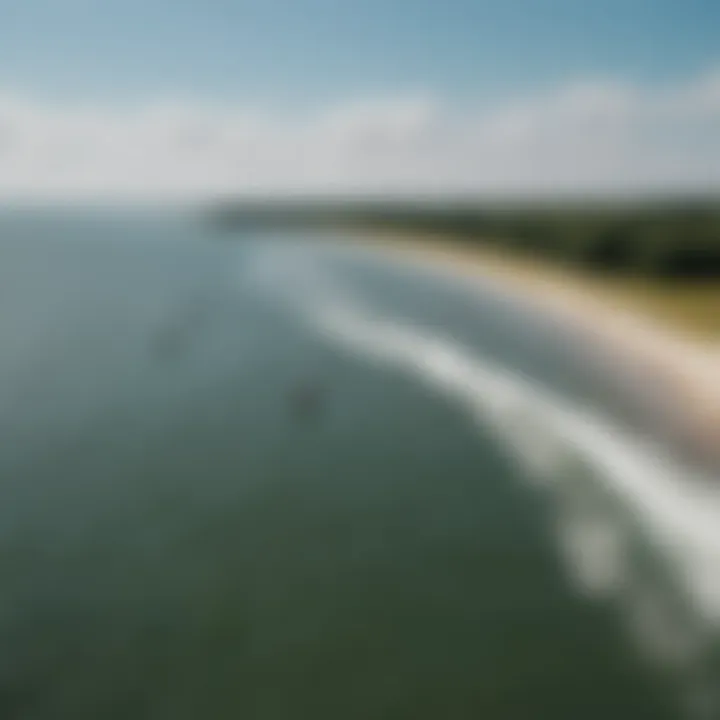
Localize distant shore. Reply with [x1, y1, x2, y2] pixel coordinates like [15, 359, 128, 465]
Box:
[354, 230, 720, 472]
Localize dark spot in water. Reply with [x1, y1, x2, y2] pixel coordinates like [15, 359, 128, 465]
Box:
[148, 297, 213, 363]
[150, 322, 191, 362]
[288, 381, 326, 423]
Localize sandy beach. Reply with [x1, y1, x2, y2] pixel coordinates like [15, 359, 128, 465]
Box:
[354, 232, 720, 473]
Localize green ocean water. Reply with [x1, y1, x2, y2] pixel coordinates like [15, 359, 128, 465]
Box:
[0, 208, 714, 719]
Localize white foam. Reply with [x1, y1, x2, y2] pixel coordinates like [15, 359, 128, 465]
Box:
[247, 246, 720, 689]
[321, 305, 720, 597]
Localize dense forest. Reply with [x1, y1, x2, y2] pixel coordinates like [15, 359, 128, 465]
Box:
[209, 198, 720, 279]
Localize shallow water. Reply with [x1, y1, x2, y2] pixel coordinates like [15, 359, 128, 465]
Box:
[0, 208, 716, 719]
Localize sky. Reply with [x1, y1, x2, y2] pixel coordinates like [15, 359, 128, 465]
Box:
[0, 0, 719, 198]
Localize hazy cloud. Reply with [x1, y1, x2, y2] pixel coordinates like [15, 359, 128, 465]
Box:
[0, 69, 718, 199]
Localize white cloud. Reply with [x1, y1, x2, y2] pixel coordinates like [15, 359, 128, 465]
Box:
[0, 69, 719, 199]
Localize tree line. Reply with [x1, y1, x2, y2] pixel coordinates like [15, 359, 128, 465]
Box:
[209, 198, 720, 279]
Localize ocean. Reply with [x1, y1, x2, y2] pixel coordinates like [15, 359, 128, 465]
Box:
[0, 207, 716, 719]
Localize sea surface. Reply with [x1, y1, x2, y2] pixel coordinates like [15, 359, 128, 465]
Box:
[0, 206, 717, 719]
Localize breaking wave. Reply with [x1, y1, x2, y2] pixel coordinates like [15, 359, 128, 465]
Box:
[246, 243, 720, 718]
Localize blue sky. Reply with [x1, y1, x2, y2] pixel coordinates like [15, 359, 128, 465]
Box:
[0, 0, 718, 198]
[1, 0, 718, 104]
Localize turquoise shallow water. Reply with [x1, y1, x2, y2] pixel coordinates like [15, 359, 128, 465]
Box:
[0, 208, 715, 719]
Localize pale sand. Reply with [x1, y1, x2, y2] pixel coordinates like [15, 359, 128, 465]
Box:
[352, 232, 720, 471]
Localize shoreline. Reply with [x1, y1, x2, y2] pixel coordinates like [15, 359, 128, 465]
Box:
[349, 231, 720, 473]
